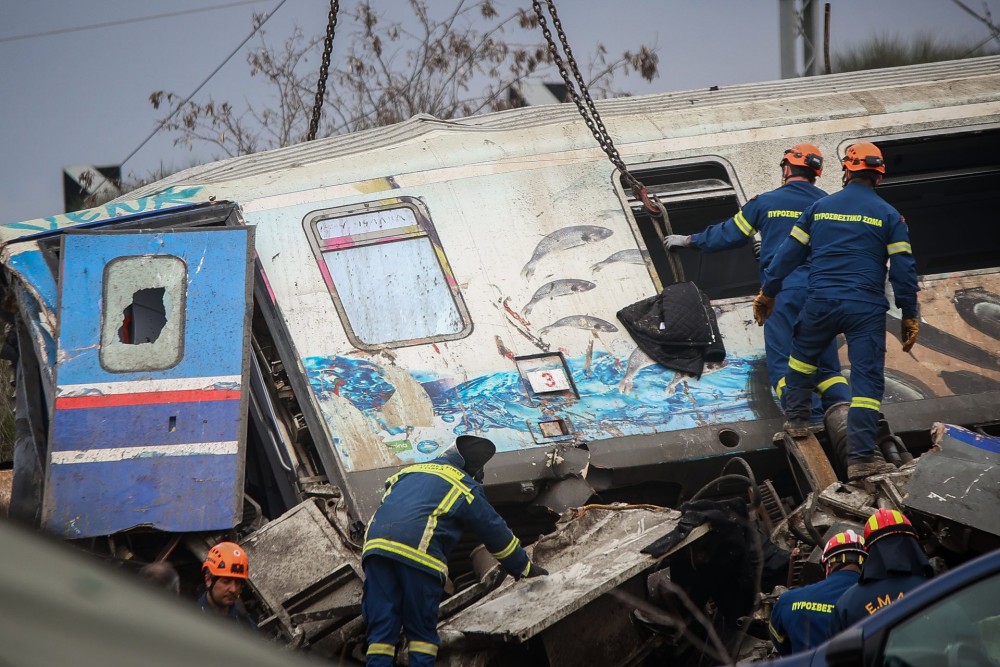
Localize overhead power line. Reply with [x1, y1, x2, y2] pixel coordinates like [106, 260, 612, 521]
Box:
[0, 0, 270, 44]
[120, 0, 289, 168]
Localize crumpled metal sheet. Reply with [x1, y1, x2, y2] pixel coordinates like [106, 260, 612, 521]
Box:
[438, 504, 680, 648]
[905, 423, 1000, 537]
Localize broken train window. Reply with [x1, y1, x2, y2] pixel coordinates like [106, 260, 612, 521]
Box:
[304, 197, 472, 349]
[623, 159, 759, 300]
[101, 255, 186, 372]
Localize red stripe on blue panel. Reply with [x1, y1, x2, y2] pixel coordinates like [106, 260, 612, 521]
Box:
[55, 389, 241, 410]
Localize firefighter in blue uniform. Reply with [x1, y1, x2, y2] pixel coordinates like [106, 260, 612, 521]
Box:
[769, 529, 866, 655]
[755, 142, 921, 480]
[665, 144, 850, 423]
[829, 509, 932, 634]
[361, 435, 548, 666]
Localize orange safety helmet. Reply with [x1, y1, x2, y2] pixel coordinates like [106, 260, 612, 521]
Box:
[863, 509, 918, 549]
[821, 529, 866, 566]
[841, 142, 885, 174]
[781, 143, 824, 176]
[203, 541, 249, 579]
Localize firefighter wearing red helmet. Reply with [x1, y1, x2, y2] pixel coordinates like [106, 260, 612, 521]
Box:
[829, 509, 932, 634]
[199, 541, 258, 631]
[769, 529, 866, 655]
[665, 143, 849, 425]
[757, 142, 921, 481]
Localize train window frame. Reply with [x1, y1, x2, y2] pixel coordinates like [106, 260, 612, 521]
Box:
[100, 255, 187, 373]
[303, 197, 473, 351]
[839, 124, 1000, 277]
[619, 157, 759, 300]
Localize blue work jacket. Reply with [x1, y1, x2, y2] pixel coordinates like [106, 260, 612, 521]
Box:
[362, 448, 531, 581]
[769, 569, 860, 655]
[762, 182, 919, 318]
[690, 180, 827, 291]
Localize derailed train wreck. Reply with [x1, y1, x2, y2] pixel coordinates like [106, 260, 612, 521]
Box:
[2, 57, 1000, 663]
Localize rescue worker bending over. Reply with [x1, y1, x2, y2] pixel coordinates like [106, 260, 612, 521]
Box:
[830, 509, 932, 634]
[362, 435, 548, 666]
[756, 142, 920, 481]
[199, 541, 258, 631]
[665, 144, 849, 424]
[769, 530, 866, 655]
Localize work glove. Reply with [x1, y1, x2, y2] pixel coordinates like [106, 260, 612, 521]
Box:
[521, 562, 549, 579]
[663, 234, 690, 250]
[901, 317, 920, 352]
[752, 290, 775, 326]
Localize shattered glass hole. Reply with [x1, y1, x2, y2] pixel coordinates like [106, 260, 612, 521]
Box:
[117, 287, 167, 344]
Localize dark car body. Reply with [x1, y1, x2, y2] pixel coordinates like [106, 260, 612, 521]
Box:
[759, 548, 1000, 667]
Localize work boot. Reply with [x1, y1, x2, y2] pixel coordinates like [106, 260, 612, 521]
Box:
[783, 419, 811, 438]
[846, 460, 897, 481]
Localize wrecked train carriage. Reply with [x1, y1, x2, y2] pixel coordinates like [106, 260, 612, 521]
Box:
[2, 56, 1000, 657]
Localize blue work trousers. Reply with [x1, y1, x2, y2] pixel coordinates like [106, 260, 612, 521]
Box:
[766, 288, 850, 420]
[362, 556, 443, 667]
[785, 298, 886, 462]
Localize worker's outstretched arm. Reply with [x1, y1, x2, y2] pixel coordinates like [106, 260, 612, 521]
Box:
[887, 214, 920, 351]
[463, 487, 543, 579]
[760, 222, 811, 298]
[686, 203, 760, 253]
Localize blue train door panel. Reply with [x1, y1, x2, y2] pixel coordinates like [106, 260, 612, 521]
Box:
[43, 227, 254, 538]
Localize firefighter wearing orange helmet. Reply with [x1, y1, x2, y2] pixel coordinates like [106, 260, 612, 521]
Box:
[665, 143, 850, 425]
[769, 529, 866, 655]
[829, 509, 932, 634]
[757, 142, 920, 481]
[199, 541, 258, 631]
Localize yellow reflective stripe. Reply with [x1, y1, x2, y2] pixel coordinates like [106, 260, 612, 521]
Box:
[788, 356, 818, 375]
[790, 225, 810, 245]
[367, 643, 396, 657]
[492, 535, 520, 560]
[817, 375, 848, 395]
[386, 463, 474, 502]
[769, 621, 786, 643]
[733, 211, 756, 236]
[418, 486, 462, 552]
[887, 241, 912, 256]
[774, 377, 786, 399]
[851, 397, 881, 411]
[363, 538, 448, 574]
[409, 641, 439, 656]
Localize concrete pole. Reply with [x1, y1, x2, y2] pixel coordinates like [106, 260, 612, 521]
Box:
[779, 0, 797, 78]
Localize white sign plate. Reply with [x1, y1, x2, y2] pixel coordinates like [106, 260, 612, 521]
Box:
[526, 368, 570, 393]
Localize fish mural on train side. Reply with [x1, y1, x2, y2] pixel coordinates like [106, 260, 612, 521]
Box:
[520, 225, 614, 280]
[303, 351, 760, 469]
[953, 287, 1000, 341]
[591, 249, 646, 272]
[522, 279, 596, 316]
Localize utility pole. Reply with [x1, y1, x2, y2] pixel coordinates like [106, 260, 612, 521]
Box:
[779, 0, 821, 78]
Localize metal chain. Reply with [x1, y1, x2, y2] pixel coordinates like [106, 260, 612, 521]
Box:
[532, 0, 685, 283]
[308, 0, 339, 142]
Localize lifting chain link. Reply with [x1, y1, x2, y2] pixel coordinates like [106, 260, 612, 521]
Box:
[307, 0, 339, 142]
[531, 0, 684, 284]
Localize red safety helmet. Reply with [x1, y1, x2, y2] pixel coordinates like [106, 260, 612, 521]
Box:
[781, 143, 824, 176]
[821, 529, 866, 567]
[863, 509, 919, 549]
[841, 142, 885, 174]
[203, 541, 249, 579]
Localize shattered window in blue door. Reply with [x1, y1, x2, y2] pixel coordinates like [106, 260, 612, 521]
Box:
[308, 202, 471, 349]
[101, 255, 186, 372]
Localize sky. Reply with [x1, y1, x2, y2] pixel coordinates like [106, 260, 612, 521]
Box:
[2, 0, 998, 224]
